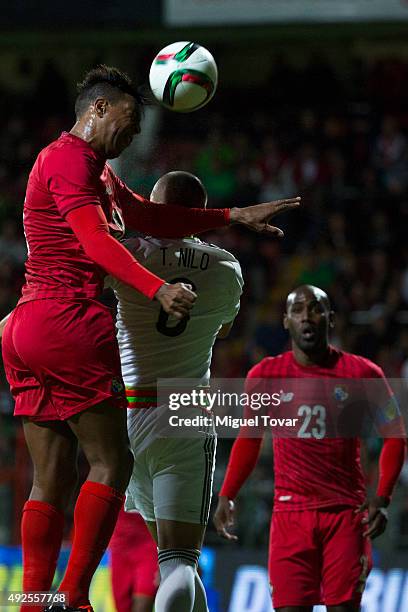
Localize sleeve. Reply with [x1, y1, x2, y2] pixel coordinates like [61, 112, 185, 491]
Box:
[44, 147, 102, 218]
[66, 205, 165, 300]
[113, 174, 230, 238]
[376, 437, 407, 501]
[366, 362, 406, 438]
[219, 437, 263, 500]
[219, 363, 266, 499]
[222, 260, 244, 324]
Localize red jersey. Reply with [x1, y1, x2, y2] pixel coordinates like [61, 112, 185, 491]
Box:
[221, 347, 401, 511]
[20, 132, 145, 303]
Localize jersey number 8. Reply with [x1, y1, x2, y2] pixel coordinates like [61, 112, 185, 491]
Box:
[156, 277, 196, 337]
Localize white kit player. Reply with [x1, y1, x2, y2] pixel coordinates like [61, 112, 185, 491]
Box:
[107, 171, 243, 612]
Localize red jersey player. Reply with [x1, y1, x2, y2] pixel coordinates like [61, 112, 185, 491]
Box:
[0, 65, 300, 612]
[109, 508, 158, 612]
[214, 285, 406, 612]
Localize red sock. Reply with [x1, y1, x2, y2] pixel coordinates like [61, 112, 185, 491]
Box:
[59, 481, 124, 607]
[20, 500, 64, 612]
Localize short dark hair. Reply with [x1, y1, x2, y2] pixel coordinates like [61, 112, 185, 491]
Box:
[150, 171, 208, 209]
[75, 64, 145, 118]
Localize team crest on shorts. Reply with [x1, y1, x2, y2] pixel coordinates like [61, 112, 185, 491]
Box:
[333, 384, 349, 402]
[112, 377, 124, 394]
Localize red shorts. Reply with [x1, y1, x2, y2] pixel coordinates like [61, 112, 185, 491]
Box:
[110, 509, 159, 610]
[269, 507, 372, 608]
[2, 299, 127, 421]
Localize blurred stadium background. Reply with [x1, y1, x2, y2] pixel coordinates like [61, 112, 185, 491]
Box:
[1, 2, 408, 611]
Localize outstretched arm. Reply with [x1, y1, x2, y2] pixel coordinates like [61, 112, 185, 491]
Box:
[119, 187, 230, 237]
[118, 180, 300, 238]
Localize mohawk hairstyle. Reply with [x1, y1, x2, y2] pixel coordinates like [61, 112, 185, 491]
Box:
[75, 64, 146, 118]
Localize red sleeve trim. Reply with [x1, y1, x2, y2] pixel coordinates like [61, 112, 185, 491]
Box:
[219, 437, 263, 500]
[118, 186, 230, 238]
[376, 437, 407, 500]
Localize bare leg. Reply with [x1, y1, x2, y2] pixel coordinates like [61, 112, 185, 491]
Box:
[68, 400, 133, 492]
[156, 519, 205, 550]
[58, 401, 133, 607]
[23, 418, 78, 509]
[19, 419, 78, 607]
[132, 595, 155, 612]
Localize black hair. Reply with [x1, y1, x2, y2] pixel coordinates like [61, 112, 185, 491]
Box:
[75, 64, 145, 118]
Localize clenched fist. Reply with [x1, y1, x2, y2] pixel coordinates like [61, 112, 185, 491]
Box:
[155, 282, 197, 320]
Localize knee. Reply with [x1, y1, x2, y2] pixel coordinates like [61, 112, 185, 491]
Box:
[89, 447, 133, 492]
[32, 464, 78, 508]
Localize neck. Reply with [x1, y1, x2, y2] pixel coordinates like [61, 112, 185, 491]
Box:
[292, 343, 331, 367]
[70, 118, 105, 159]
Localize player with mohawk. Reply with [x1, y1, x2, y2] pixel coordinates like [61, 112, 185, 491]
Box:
[1, 65, 299, 612]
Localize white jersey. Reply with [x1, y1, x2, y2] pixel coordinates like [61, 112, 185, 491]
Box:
[107, 236, 243, 387]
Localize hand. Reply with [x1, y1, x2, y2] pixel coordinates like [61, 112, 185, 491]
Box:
[355, 496, 389, 539]
[229, 197, 301, 237]
[213, 496, 238, 541]
[155, 282, 197, 320]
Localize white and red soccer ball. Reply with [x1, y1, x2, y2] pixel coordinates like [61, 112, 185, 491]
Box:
[149, 41, 218, 113]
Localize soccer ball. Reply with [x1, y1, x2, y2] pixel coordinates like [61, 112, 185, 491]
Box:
[149, 41, 218, 113]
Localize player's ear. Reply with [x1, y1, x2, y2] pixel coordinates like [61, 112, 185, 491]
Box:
[283, 313, 289, 330]
[94, 98, 107, 117]
[329, 310, 335, 329]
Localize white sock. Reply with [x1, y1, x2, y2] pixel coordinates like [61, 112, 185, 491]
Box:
[192, 570, 209, 612]
[155, 548, 200, 612]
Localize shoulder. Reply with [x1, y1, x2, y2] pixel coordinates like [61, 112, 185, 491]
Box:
[340, 350, 385, 378]
[40, 135, 100, 178]
[202, 242, 243, 283]
[247, 352, 291, 379]
[45, 134, 94, 160]
[198, 240, 240, 264]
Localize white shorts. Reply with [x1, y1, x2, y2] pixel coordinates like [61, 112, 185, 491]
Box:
[125, 405, 217, 525]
